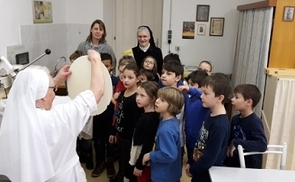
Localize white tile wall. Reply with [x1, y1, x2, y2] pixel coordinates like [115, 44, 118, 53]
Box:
[20, 23, 90, 74]
[67, 23, 90, 59]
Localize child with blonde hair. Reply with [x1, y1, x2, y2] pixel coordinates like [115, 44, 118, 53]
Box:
[143, 87, 184, 182]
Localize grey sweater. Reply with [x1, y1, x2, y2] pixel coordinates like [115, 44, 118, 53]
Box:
[77, 41, 117, 72]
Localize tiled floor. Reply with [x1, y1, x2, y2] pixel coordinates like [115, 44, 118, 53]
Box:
[82, 158, 191, 182]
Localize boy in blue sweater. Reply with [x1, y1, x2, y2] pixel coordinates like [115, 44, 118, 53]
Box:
[178, 70, 211, 164]
[224, 84, 267, 168]
[186, 73, 231, 182]
[160, 60, 186, 159]
[142, 87, 184, 182]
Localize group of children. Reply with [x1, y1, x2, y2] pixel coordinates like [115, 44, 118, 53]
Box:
[69, 50, 267, 182]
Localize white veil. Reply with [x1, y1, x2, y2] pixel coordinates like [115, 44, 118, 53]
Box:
[0, 69, 55, 181]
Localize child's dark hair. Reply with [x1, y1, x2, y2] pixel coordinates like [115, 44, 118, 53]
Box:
[163, 53, 181, 64]
[140, 69, 155, 81]
[69, 50, 83, 62]
[187, 70, 208, 87]
[201, 73, 232, 104]
[123, 63, 140, 77]
[157, 87, 184, 116]
[234, 84, 261, 108]
[162, 60, 184, 77]
[141, 55, 158, 76]
[138, 81, 159, 102]
[100, 53, 112, 63]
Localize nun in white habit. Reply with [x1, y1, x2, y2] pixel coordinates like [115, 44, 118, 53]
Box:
[0, 50, 105, 182]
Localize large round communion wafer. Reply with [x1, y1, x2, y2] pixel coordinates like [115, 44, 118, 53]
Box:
[67, 55, 112, 116]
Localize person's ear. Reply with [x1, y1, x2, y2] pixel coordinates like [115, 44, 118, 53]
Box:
[217, 95, 225, 104]
[246, 98, 253, 106]
[136, 75, 141, 83]
[151, 96, 157, 103]
[175, 75, 181, 82]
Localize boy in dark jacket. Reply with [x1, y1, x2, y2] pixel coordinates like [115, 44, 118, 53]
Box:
[224, 84, 267, 168]
[186, 73, 231, 182]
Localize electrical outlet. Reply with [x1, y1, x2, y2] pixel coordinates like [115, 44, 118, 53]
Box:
[175, 46, 180, 51]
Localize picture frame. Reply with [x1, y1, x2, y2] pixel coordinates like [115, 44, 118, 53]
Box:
[197, 24, 206, 36]
[33, 1, 53, 24]
[196, 5, 210, 22]
[182, 21, 195, 39]
[283, 6, 294, 22]
[209, 17, 225, 36]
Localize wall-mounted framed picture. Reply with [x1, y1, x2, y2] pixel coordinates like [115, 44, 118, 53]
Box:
[209, 17, 225, 36]
[197, 24, 206, 36]
[196, 5, 210, 22]
[283, 6, 294, 22]
[33, 1, 53, 24]
[182, 21, 195, 39]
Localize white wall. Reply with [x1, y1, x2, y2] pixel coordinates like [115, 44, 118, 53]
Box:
[0, 0, 66, 57]
[0, 0, 261, 74]
[0, 0, 101, 72]
[65, 0, 103, 23]
[65, 0, 104, 67]
[161, 0, 261, 74]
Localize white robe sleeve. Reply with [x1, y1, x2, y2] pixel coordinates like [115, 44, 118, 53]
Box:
[51, 90, 97, 136]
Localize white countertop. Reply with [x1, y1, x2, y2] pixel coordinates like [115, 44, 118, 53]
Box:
[209, 166, 295, 182]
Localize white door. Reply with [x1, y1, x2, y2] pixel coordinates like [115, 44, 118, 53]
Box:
[103, 0, 163, 71]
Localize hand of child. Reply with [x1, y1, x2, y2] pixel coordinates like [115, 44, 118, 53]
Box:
[111, 97, 117, 105]
[109, 135, 117, 144]
[142, 153, 150, 165]
[185, 164, 192, 177]
[227, 143, 236, 157]
[178, 85, 189, 93]
[113, 92, 120, 100]
[133, 167, 143, 176]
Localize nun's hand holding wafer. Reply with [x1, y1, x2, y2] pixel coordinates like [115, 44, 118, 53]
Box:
[87, 50, 101, 63]
[53, 65, 71, 85]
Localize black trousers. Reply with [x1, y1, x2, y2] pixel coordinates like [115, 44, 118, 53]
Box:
[118, 137, 137, 182]
[93, 118, 115, 163]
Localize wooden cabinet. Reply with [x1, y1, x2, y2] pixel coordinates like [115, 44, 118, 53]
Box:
[238, 0, 295, 68]
[268, 0, 295, 68]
